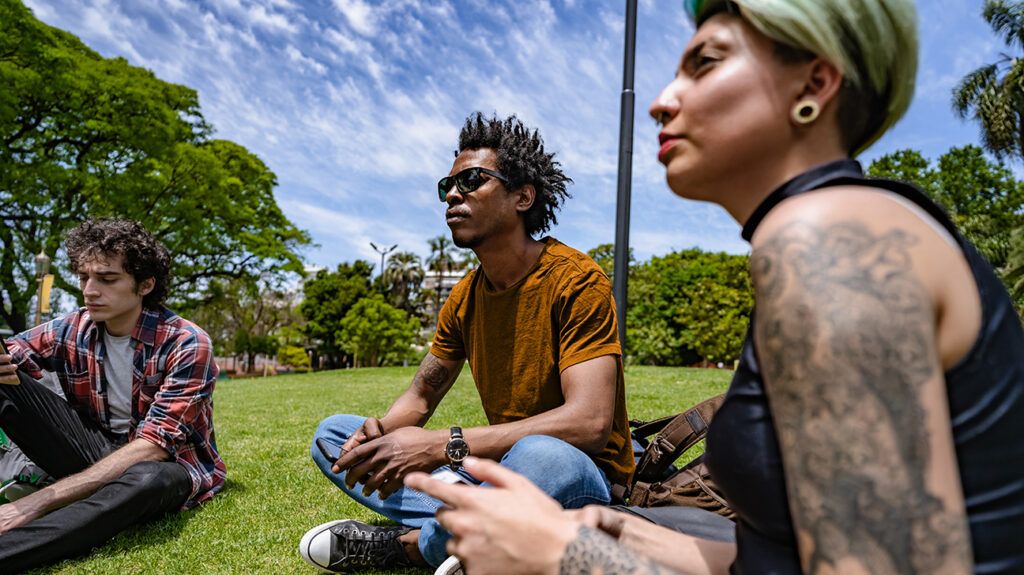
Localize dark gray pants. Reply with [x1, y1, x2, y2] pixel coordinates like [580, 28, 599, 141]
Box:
[0, 376, 191, 574]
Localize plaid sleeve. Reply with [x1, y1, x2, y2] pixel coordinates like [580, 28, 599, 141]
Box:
[5, 318, 64, 379]
[135, 329, 218, 457]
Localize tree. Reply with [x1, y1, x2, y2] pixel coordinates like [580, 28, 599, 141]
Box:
[0, 0, 309, 331]
[277, 345, 311, 370]
[952, 0, 1024, 160]
[626, 249, 753, 366]
[1006, 228, 1024, 309]
[866, 146, 1024, 274]
[382, 251, 425, 316]
[587, 243, 635, 280]
[338, 295, 418, 368]
[299, 261, 374, 368]
[426, 235, 456, 314]
[188, 275, 302, 372]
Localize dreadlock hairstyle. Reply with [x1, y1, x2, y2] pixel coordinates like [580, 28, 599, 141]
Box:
[456, 112, 573, 237]
[66, 218, 172, 309]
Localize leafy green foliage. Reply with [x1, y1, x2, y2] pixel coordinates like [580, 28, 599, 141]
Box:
[276, 345, 311, 369]
[866, 146, 1024, 297]
[952, 0, 1024, 160]
[587, 242, 634, 280]
[0, 0, 309, 331]
[30, 366, 729, 575]
[626, 249, 753, 365]
[188, 277, 301, 362]
[299, 261, 374, 368]
[338, 295, 419, 367]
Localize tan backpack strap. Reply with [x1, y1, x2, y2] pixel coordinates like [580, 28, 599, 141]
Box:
[634, 394, 725, 482]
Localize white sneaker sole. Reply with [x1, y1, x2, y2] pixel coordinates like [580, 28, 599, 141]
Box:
[298, 520, 347, 571]
[434, 555, 464, 575]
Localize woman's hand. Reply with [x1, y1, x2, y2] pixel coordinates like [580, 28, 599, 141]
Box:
[405, 456, 579, 575]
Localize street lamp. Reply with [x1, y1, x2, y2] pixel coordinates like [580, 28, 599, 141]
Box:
[369, 242, 397, 279]
[34, 249, 51, 326]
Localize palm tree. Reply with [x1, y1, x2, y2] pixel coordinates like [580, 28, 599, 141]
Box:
[457, 249, 480, 271]
[426, 235, 456, 315]
[383, 251, 425, 315]
[953, 0, 1024, 160]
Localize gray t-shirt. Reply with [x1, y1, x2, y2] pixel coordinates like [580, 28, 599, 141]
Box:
[102, 330, 135, 433]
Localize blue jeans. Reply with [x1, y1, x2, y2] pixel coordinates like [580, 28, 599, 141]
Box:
[311, 414, 612, 567]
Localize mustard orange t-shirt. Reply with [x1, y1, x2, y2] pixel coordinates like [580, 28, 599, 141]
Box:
[430, 237, 634, 487]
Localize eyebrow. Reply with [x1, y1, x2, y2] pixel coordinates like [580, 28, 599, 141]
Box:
[81, 271, 123, 277]
[680, 40, 707, 72]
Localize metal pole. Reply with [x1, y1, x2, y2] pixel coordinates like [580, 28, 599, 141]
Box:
[613, 0, 638, 348]
[369, 242, 397, 278]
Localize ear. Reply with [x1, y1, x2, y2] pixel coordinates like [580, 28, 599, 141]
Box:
[137, 277, 156, 298]
[793, 57, 844, 121]
[514, 184, 537, 213]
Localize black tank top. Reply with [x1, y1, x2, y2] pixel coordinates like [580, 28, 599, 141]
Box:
[704, 159, 1024, 574]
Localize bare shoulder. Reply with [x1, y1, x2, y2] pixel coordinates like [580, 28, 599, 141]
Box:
[752, 184, 950, 249]
[750, 184, 981, 369]
[748, 189, 973, 573]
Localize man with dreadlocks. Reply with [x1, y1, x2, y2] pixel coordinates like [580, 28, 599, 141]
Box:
[300, 113, 634, 574]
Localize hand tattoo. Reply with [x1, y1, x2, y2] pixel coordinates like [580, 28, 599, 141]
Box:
[559, 527, 678, 575]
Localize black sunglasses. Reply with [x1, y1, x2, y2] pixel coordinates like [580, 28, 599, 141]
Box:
[437, 167, 509, 202]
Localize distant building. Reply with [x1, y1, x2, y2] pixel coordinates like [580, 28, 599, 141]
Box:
[422, 268, 470, 329]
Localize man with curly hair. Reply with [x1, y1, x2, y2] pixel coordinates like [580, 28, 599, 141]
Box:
[0, 218, 225, 572]
[301, 113, 634, 573]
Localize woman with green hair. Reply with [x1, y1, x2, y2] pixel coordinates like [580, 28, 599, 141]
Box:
[406, 1, 1024, 573]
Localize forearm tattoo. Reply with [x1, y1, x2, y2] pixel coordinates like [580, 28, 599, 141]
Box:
[559, 527, 678, 575]
[752, 222, 972, 574]
[417, 355, 451, 391]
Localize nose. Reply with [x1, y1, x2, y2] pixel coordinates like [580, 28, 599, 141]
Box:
[445, 185, 464, 204]
[82, 278, 100, 297]
[649, 77, 683, 125]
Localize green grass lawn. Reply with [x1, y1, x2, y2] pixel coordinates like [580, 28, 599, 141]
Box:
[34, 365, 730, 575]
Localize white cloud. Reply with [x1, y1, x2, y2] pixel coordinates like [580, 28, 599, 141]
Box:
[23, 0, 994, 270]
[333, 0, 376, 36]
[285, 45, 327, 76]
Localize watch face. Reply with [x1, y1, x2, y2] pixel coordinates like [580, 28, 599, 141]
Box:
[446, 438, 470, 462]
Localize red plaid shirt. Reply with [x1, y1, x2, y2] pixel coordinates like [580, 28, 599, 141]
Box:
[6, 306, 225, 509]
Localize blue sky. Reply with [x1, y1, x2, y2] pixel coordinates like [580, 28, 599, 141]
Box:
[24, 0, 1006, 271]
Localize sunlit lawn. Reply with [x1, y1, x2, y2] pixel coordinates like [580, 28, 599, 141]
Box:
[35, 365, 731, 575]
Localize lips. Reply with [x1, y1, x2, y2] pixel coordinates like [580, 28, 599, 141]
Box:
[658, 132, 685, 163]
[446, 209, 469, 225]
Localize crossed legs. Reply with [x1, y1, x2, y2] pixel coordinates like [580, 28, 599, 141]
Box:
[311, 414, 612, 567]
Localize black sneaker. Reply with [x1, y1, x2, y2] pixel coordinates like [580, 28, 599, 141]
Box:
[299, 519, 413, 572]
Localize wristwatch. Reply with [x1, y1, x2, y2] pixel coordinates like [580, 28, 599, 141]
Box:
[445, 426, 470, 471]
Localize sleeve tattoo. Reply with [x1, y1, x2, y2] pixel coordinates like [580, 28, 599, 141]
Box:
[752, 221, 972, 573]
[559, 527, 679, 575]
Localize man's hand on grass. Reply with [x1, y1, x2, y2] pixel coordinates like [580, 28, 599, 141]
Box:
[337, 426, 447, 499]
[0, 497, 43, 534]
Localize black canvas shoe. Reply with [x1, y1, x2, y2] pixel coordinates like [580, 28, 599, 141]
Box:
[299, 519, 414, 572]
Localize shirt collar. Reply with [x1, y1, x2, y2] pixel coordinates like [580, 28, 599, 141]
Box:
[131, 307, 163, 347]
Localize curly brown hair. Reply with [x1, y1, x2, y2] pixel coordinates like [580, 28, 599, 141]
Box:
[66, 219, 171, 309]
